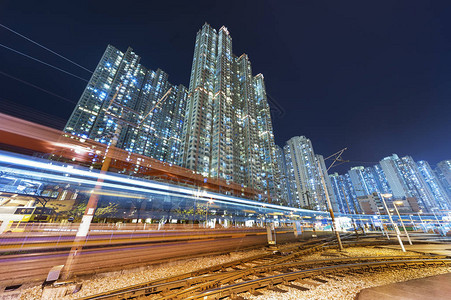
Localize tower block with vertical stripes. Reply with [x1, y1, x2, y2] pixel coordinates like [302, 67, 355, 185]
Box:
[181, 24, 281, 203]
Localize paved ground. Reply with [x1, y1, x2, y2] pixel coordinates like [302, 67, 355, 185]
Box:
[356, 272, 451, 300]
[358, 235, 451, 299]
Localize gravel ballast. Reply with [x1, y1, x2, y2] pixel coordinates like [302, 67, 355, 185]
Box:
[18, 246, 451, 300]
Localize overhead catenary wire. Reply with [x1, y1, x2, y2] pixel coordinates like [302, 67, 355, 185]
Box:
[0, 43, 89, 82]
[0, 70, 78, 105]
[346, 160, 381, 165]
[0, 96, 68, 129]
[0, 23, 93, 73]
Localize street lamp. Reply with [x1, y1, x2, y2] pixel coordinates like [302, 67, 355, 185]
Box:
[379, 193, 405, 252]
[409, 215, 416, 231]
[417, 210, 426, 232]
[432, 208, 446, 237]
[377, 206, 389, 240]
[393, 201, 412, 245]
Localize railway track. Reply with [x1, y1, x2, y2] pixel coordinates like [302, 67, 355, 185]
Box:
[189, 258, 451, 300]
[77, 237, 421, 300]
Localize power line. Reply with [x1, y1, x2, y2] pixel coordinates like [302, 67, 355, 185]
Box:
[0, 96, 67, 129]
[0, 23, 93, 73]
[0, 43, 89, 82]
[347, 160, 380, 165]
[0, 70, 77, 105]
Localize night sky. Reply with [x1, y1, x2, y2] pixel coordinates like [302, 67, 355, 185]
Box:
[0, 1, 450, 174]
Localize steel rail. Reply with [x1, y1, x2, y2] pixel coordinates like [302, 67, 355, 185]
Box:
[76, 239, 405, 300]
[157, 255, 445, 300]
[188, 258, 451, 300]
[75, 237, 337, 300]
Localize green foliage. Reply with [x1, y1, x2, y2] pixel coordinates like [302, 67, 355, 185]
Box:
[68, 203, 119, 219]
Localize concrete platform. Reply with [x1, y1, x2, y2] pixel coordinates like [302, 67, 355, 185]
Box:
[356, 272, 451, 300]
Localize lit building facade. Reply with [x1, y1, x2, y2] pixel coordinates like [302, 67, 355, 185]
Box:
[347, 165, 392, 197]
[330, 156, 451, 214]
[181, 24, 280, 203]
[283, 136, 337, 211]
[64, 45, 187, 166]
[394, 156, 437, 212]
[348, 166, 370, 197]
[329, 173, 360, 214]
[417, 160, 451, 210]
[436, 160, 451, 199]
[379, 154, 410, 198]
[275, 145, 291, 206]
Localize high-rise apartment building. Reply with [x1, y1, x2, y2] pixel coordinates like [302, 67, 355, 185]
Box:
[64, 45, 187, 165]
[181, 24, 280, 203]
[317, 154, 337, 210]
[417, 160, 451, 210]
[379, 154, 409, 199]
[330, 156, 451, 214]
[348, 166, 370, 197]
[283, 136, 337, 211]
[376, 154, 451, 212]
[436, 160, 451, 199]
[373, 164, 392, 194]
[329, 173, 360, 214]
[254, 74, 281, 202]
[347, 166, 392, 197]
[395, 156, 437, 211]
[275, 145, 291, 206]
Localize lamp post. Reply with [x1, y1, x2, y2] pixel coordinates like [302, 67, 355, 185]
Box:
[409, 215, 416, 231]
[377, 207, 389, 240]
[417, 210, 426, 232]
[379, 193, 405, 252]
[432, 208, 446, 237]
[393, 201, 412, 245]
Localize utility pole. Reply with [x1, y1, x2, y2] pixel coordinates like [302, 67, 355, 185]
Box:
[62, 86, 172, 279]
[62, 86, 122, 279]
[317, 148, 348, 251]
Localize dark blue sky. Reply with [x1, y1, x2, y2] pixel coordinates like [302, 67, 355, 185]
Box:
[0, 1, 450, 173]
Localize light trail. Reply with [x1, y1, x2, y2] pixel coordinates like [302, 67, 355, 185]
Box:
[2, 152, 446, 224]
[0, 152, 326, 217]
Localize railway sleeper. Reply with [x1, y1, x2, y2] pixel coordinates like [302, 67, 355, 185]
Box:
[249, 288, 263, 296]
[285, 282, 310, 291]
[230, 292, 247, 300]
[267, 283, 288, 293]
[310, 277, 328, 283]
